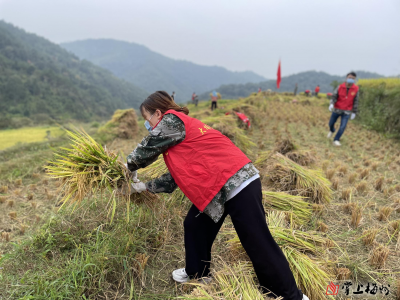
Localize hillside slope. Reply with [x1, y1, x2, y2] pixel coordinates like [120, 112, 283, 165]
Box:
[199, 70, 385, 99]
[0, 21, 147, 126]
[61, 39, 266, 102]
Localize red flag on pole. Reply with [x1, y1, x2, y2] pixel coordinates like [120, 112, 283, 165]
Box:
[277, 60, 281, 89]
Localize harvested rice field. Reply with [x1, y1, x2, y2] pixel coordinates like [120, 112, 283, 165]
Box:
[1, 93, 399, 299]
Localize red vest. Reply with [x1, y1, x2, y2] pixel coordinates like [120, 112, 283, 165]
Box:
[155, 110, 251, 211]
[334, 83, 359, 111]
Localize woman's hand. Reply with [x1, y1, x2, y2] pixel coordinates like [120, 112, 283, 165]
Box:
[124, 163, 139, 182]
[118, 181, 147, 195]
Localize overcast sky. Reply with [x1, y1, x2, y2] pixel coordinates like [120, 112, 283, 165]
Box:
[1, 0, 399, 78]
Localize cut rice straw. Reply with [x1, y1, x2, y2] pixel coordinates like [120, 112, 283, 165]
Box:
[181, 261, 281, 300]
[138, 156, 168, 179]
[263, 191, 312, 226]
[225, 212, 334, 300]
[266, 153, 332, 203]
[46, 129, 158, 222]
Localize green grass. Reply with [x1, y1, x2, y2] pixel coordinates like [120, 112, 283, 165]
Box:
[0, 126, 64, 150]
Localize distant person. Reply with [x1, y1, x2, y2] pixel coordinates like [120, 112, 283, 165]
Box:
[315, 85, 320, 97]
[171, 91, 176, 100]
[192, 92, 198, 107]
[294, 83, 298, 96]
[305, 89, 310, 97]
[211, 91, 218, 110]
[258, 87, 262, 93]
[327, 72, 359, 146]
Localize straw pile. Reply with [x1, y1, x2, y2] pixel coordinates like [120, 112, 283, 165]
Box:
[263, 191, 312, 226]
[98, 109, 138, 140]
[286, 150, 316, 167]
[266, 153, 332, 203]
[226, 212, 333, 300]
[184, 262, 280, 300]
[46, 129, 158, 220]
[274, 139, 297, 155]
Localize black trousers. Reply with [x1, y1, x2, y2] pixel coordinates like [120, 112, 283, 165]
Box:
[184, 179, 302, 300]
[211, 101, 217, 110]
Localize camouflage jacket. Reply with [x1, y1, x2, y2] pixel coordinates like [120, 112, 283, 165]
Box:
[127, 113, 259, 223]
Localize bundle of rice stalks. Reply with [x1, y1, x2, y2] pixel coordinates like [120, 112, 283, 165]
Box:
[274, 139, 297, 155]
[286, 150, 316, 167]
[282, 247, 332, 300]
[138, 156, 168, 179]
[46, 129, 158, 221]
[227, 211, 330, 257]
[201, 115, 256, 155]
[254, 151, 273, 170]
[266, 153, 332, 203]
[182, 262, 279, 300]
[268, 212, 333, 300]
[262, 191, 312, 226]
[98, 108, 138, 141]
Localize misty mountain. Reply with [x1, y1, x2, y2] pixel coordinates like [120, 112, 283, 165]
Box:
[198, 71, 385, 99]
[61, 39, 266, 102]
[0, 21, 147, 127]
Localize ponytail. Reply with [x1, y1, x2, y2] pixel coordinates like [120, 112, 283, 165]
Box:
[140, 91, 189, 117]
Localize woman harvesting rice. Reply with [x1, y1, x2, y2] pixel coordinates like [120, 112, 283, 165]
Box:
[126, 91, 308, 300]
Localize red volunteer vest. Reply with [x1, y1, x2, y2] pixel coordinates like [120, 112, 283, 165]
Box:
[334, 83, 359, 111]
[155, 110, 251, 211]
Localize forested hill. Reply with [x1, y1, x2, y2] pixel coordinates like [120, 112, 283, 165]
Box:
[198, 70, 385, 99]
[61, 39, 266, 102]
[0, 21, 147, 127]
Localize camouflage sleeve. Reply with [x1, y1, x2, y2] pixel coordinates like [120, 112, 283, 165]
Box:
[331, 86, 339, 105]
[126, 114, 186, 171]
[352, 90, 359, 114]
[145, 172, 178, 193]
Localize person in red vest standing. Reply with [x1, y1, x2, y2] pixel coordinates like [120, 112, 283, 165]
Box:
[124, 91, 308, 300]
[327, 72, 359, 146]
[314, 85, 320, 97]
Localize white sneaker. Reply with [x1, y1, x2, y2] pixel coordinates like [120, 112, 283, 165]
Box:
[303, 294, 310, 300]
[172, 268, 190, 283]
[327, 131, 333, 138]
[333, 140, 341, 146]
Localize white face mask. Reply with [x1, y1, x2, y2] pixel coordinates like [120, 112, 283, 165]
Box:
[144, 113, 155, 132]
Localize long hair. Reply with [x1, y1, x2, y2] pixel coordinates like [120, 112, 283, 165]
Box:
[140, 91, 189, 117]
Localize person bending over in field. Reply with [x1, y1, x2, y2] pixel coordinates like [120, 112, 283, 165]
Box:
[124, 91, 309, 300]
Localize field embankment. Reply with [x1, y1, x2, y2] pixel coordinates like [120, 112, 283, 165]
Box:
[358, 78, 400, 137]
